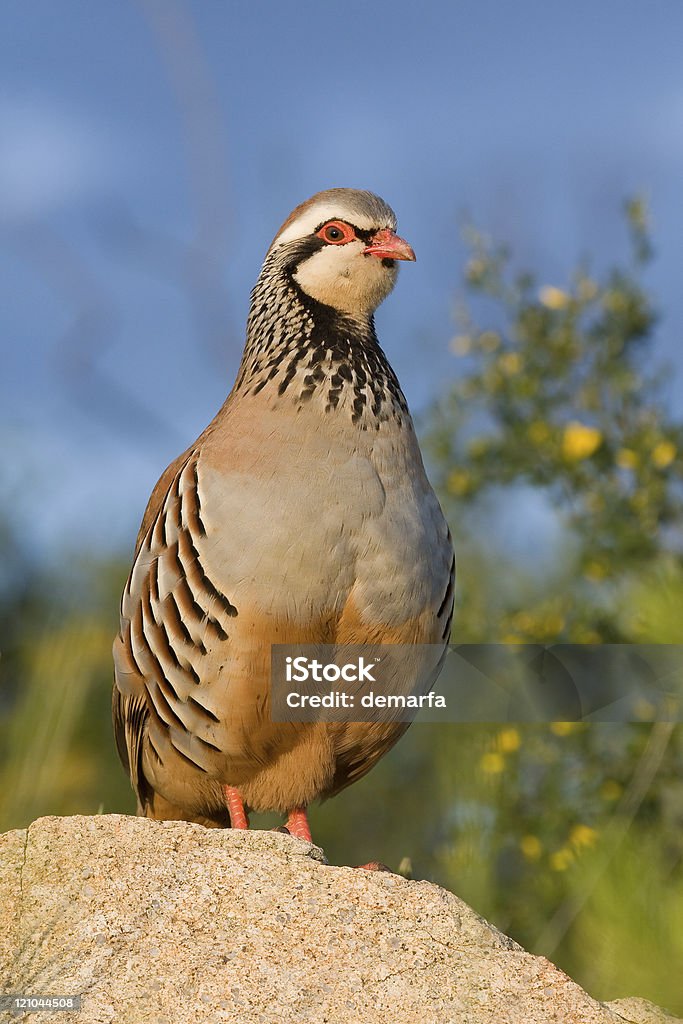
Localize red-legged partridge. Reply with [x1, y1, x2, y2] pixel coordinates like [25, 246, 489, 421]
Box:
[112, 188, 455, 841]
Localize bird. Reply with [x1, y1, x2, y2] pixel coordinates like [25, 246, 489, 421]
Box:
[112, 188, 455, 847]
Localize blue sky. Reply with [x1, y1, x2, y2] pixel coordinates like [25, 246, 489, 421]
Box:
[2, 0, 683, 555]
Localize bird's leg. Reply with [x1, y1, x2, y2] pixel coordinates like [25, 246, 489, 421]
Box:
[284, 807, 312, 842]
[223, 785, 249, 829]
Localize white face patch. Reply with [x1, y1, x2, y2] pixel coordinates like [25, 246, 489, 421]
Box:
[274, 201, 391, 247]
[267, 190, 403, 315]
[293, 241, 398, 316]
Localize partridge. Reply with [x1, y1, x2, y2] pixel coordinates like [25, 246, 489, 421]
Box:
[112, 188, 455, 842]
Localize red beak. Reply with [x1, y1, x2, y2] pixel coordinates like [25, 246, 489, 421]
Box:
[363, 228, 416, 262]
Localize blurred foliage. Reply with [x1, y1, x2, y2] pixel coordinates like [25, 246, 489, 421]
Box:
[0, 531, 133, 827]
[418, 196, 683, 1012]
[1, 197, 682, 1013]
[429, 195, 683, 645]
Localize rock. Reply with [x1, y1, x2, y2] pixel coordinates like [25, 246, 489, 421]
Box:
[608, 998, 683, 1024]
[0, 815, 679, 1024]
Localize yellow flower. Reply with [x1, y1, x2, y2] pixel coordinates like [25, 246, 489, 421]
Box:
[498, 352, 522, 375]
[550, 721, 579, 736]
[498, 728, 521, 753]
[569, 824, 598, 850]
[539, 612, 565, 638]
[652, 441, 676, 469]
[520, 835, 543, 861]
[539, 285, 570, 310]
[480, 752, 505, 775]
[449, 334, 472, 356]
[510, 611, 535, 632]
[550, 848, 574, 871]
[562, 422, 603, 461]
[616, 448, 639, 470]
[447, 469, 471, 496]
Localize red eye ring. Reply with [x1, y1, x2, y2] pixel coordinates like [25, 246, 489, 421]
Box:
[316, 220, 356, 245]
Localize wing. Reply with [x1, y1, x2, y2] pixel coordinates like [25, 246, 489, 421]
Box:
[112, 447, 192, 809]
[112, 445, 239, 810]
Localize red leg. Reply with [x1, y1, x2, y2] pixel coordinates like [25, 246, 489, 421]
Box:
[284, 807, 312, 842]
[223, 785, 249, 829]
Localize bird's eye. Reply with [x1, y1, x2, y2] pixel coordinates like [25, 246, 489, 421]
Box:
[316, 221, 355, 245]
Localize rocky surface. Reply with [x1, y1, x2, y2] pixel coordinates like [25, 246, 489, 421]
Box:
[0, 815, 679, 1023]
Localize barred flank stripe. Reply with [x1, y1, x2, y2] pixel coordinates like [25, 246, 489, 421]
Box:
[146, 680, 186, 732]
[131, 604, 164, 689]
[175, 454, 207, 540]
[173, 576, 230, 643]
[162, 589, 194, 647]
[174, 575, 205, 626]
[139, 592, 179, 686]
[147, 732, 164, 766]
[165, 540, 183, 584]
[182, 658, 201, 687]
[437, 555, 456, 641]
[168, 735, 209, 773]
[143, 585, 182, 671]
[189, 695, 220, 724]
[176, 522, 238, 619]
[437, 556, 456, 618]
[125, 617, 144, 678]
[149, 558, 160, 604]
[195, 732, 222, 754]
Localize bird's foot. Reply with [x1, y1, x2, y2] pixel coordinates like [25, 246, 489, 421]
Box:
[283, 807, 312, 843]
[354, 861, 392, 872]
[223, 785, 249, 829]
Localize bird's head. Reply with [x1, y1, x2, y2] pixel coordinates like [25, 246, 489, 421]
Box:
[265, 188, 415, 318]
